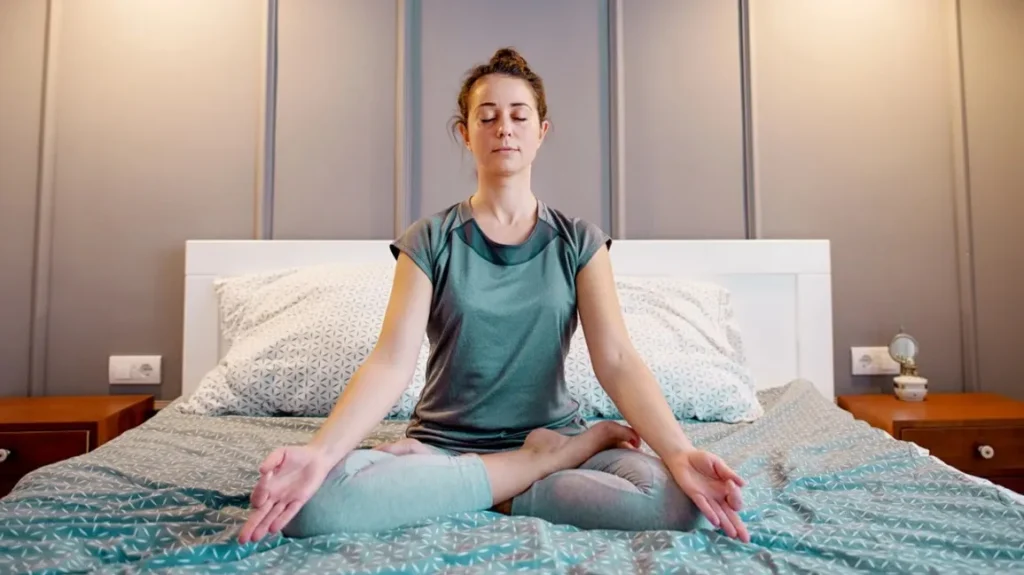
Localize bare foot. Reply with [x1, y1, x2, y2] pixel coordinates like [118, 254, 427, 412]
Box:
[373, 438, 434, 456]
[476, 422, 643, 506]
[523, 422, 640, 476]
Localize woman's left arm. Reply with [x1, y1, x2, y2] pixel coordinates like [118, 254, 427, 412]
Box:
[576, 246, 750, 543]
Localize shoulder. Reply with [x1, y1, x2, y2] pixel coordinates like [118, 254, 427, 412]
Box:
[541, 203, 612, 271]
[390, 202, 461, 282]
[395, 203, 460, 246]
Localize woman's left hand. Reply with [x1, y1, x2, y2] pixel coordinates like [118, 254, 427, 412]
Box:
[664, 449, 750, 543]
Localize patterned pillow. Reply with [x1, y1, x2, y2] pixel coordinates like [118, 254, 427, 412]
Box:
[175, 262, 429, 418]
[565, 276, 764, 423]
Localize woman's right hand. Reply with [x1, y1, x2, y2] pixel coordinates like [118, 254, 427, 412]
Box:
[235, 254, 431, 545]
[237, 444, 333, 544]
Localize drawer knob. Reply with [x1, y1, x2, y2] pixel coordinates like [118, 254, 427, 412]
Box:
[0, 448, 9, 463]
[977, 444, 995, 459]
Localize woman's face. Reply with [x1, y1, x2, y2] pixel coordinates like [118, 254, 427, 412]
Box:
[459, 74, 549, 178]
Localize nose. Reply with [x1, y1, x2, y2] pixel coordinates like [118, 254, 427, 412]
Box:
[496, 117, 511, 138]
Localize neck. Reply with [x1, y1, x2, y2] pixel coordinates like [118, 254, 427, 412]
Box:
[472, 170, 536, 225]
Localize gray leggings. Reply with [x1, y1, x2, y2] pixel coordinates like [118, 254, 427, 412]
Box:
[283, 445, 701, 537]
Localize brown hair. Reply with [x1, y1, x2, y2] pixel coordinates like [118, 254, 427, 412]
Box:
[449, 47, 548, 144]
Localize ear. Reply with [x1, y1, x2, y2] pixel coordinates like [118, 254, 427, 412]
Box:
[538, 119, 550, 143]
[458, 123, 471, 149]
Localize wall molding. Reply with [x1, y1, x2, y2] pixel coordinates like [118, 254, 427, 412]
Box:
[394, 0, 412, 235]
[949, 0, 980, 393]
[254, 0, 278, 240]
[739, 0, 758, 239]
[608, 0, 626, 239]
[28, 0, 61, 397]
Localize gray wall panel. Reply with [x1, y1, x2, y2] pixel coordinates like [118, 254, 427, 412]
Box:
[45, 0, 262, 397]
[273, 0, 397, 240]
[959, 0, 1024, 400]
[622, 0, 746, 239]
[416, 0, 609, 230]
[0, 0, 47, 397]
[0, 0, 1018, 402]
[750, 0, 964, 395]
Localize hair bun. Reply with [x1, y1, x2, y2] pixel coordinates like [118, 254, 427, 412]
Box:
[490, 47, 529, 72]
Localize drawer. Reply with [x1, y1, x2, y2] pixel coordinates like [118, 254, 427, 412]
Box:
[0, 430, 90, 479]
[901, 425, 1024, 475]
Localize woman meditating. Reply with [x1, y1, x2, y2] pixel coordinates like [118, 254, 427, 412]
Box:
[238, 47, 749, 545]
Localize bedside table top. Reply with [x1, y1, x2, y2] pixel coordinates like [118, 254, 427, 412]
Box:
[0, 395, 154, 426]
[837, 393, 1024, 433]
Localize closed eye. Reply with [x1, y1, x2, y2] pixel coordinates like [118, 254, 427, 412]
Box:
[480, 117, 528, 123]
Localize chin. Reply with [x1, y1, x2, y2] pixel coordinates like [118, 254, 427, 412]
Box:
[481, 160, 525, 178]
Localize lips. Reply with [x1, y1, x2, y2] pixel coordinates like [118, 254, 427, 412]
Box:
[493, 147, 518, 153]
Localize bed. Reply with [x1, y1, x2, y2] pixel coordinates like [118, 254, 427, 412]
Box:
[1, 239, 1022, 574]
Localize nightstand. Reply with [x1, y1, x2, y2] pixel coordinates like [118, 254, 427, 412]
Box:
[837, 393, 1024, 494]
[0, 395, 154, 497]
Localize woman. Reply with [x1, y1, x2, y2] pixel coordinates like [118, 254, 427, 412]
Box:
[238, 47, 749, 545]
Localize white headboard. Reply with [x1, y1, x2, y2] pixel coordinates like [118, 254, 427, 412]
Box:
[181, 239, 834, 400]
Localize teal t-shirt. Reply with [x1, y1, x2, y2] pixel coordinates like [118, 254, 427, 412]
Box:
[389, 198, 612, 454]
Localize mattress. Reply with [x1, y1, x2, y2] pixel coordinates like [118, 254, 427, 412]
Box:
[1, 379, 1022, 574]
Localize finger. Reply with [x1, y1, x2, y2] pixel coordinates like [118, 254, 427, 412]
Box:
[724, 505, 750, 543]
[268, 500, 303, 534]
[710, 499, 738, 540]
[238, 502, 274, 544]
[725, 480, 744, 511]
[692, 494, 720, 529]
[260, 448, 287, 475]
[711, 458, 745, 487]
[252, 501, 287, 542]
[250, 475, 272, 508]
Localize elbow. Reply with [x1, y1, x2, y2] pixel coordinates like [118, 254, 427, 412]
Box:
[591, 345, 637, 391]
[367, 337, 421, 380]
[370, 346, 418, 377]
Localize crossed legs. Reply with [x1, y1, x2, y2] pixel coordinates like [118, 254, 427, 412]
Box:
[282, 422, 639, 536]
[281, 425, 699, 537]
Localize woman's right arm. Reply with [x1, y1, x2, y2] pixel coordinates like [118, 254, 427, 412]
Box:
[306, 253, 433, 467]
[238, 254, 432, 544]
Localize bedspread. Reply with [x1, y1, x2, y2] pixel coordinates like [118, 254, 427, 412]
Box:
[1, 380, 1022, 574]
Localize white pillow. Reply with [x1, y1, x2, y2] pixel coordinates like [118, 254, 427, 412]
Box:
[565, 276, 764, 423]
[176, 262, 428, 418]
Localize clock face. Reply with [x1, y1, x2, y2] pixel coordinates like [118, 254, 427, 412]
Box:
[889, 332, 918, 364]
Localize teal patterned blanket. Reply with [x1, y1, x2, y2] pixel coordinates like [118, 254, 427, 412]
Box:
[1, 380, 1022, 574]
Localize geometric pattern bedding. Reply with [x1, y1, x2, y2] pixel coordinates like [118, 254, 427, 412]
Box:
[1, 380, 1022, 574]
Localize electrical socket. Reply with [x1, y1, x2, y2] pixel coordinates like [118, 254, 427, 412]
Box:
[850, 347, 900, 376]
[109, 355, 162, 385]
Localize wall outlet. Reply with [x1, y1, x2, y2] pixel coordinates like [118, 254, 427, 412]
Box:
[109, 355, 162, 385]
[850, 347, 900, 376]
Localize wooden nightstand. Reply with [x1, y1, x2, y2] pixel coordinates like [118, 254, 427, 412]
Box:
[837, 393, 1024, 493]
[0, 395, 154, 497]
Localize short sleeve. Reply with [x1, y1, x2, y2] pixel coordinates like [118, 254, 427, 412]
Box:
[390, 217, 436, 283]
[574, 219, 612, 272]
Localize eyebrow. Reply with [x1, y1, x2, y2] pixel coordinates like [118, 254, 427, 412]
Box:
[477, 102, 533, 110]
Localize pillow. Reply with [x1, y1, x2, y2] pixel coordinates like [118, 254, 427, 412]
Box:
[176, 262, 429, 418]
[564, 276, 764, 423]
